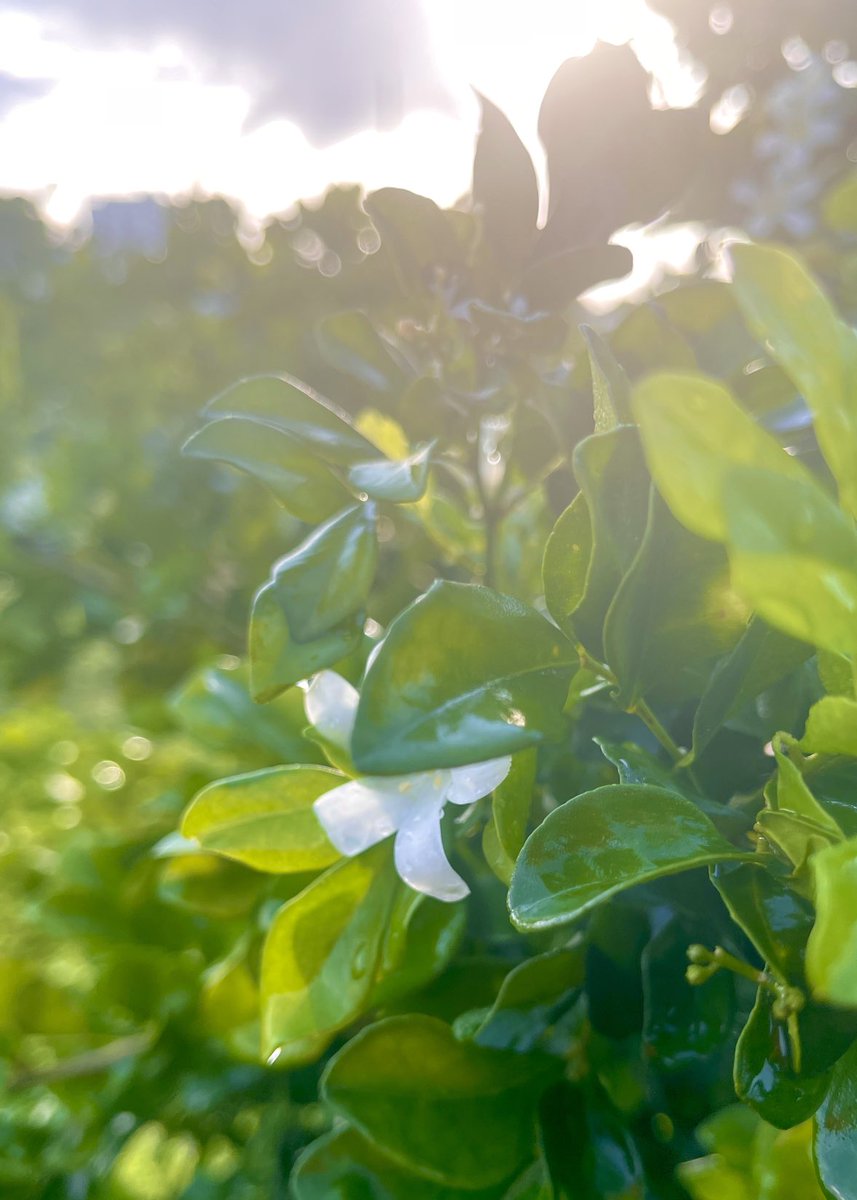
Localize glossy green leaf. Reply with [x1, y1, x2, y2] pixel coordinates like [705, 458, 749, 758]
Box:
[731, 243, 857, 518]
[182, 765, 343, 873]
[734, 988, 831, 1128]
[541, 492, 592, 638]
[292, 1127, 505, 1200]
[801, 696, 857, 757]
[260, 842, 399, 1062]
[352, 581, 575, 774]
[509, 784, 750, 931]
[249, 581, 364, 702]
[604, 488, 748, 707]
[690, 619, 811, 761]
[631, 372, 806, 542]
[468, 949, 584, 1053]
[724, 467, 857, 658]
[321, 1014, 560, 1188]
[538, 1080, 644, 1200]
[815, 1039, 857, 1200]
[711, 861, 814, 984]
[807, 836, 857, 1007]
[642, 917, 735, 1069]
[261, 504, 377, 644]
[182, 416, 351, 521]
[347, 443, 433, 502]
[596, 739, 751, 839]
[203, 372, 381, 464]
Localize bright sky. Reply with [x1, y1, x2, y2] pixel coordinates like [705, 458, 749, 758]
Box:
[0, 0, 696, 228]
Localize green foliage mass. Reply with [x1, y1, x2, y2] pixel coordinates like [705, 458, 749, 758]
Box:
[7, 20, 857, 1200]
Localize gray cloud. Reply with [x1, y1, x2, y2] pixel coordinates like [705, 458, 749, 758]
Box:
[5, 0, 450, 143]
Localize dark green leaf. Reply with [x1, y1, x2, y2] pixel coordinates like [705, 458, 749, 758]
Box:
[604, 488, 748, 707]
[815, 1039, 857, 1200]
[322, 1014, 560, 1188]
[292, 1127, 505, 1200]
[734, 987, 831, 1128]
[691, 619, 811, 761]
[468, 948, 584, 1053]
[509, 784, 750, 931]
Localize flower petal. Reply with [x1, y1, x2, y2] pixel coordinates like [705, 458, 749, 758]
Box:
[305, 670, 359, 751]
[446, 756, 512, 806]
[313, 776, 413, 857]
[394, 801, 469, 902]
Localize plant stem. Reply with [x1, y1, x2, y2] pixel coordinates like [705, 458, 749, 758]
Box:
[630, 699, 684, 764]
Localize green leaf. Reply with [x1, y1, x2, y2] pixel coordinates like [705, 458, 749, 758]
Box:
[604, 488, 748, 707]
[347, 443, 433, 503]
[723, 467, 857, 658]
[292, 1127, 505, 1200]
[631, 372, 806, 542]
[802, 696, 857, 757]
[568, 426, 650, 656]
[468, 948, 584, 1053]
[734, 988, 831, 1128]
[203, 372, 382, 464]
[538, 1080, 644, 1200]
[169, 664, 325, 763]
[182, 416, 351, 521]
[807, 836, 857, 1007]
[364, 188, 464, 293]
[690, 619, 811, 761]
[483, 749, 537, 886]
[260, 843, 399, 1063]
[815, 1039, 857, 1200]
[181, 765, 343, 873]
[509, 784, 750, 931]
[642, 916, 735, 1069]
[260, 504, 377, 644]
[321, 1014, 559, 1189]
[541, 492, 592, 638]
[249, 581, 364, 702]
[472, 92, 538, 279]
[582, 324, 632, 431]
[351, 581, 575, 774]
[318, 311, 409, 398]
[731, 243, 857, 518]
[772, 743, 843, 838]
[711, 861, 814, 985]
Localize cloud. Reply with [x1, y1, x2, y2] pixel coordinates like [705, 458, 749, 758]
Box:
[0, 72, 51, 117]
[7, 0, 451, 143]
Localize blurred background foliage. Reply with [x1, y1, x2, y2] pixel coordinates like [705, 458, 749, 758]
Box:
[4, 0, 857, 1195]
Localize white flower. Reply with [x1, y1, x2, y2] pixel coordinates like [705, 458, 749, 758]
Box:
[305, 671, 511, 903]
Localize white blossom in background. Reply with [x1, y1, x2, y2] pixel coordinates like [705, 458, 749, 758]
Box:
[305, 670, 511, 903]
